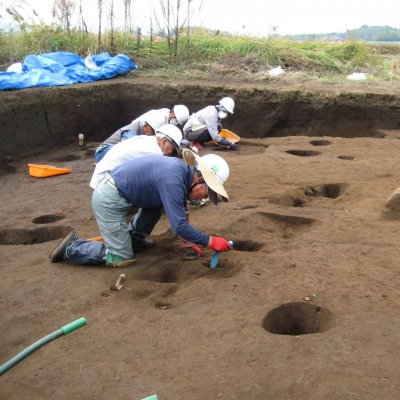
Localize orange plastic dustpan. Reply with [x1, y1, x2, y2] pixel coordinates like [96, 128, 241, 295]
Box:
[211, 129, 241, 146]
[219, 129, 241, 143]
[28, 164, 72, 178]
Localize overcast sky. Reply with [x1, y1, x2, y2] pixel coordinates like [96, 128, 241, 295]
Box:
[2, 0, 399, 36]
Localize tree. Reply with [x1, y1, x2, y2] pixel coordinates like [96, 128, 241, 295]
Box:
[52, 0, 75, 34]
[97, 0, 103, 49]
[155, 0, 202, 60]
[78, 0, 88, 34]
[123, 0, 132, 32]
[5, 0, 41, 28]
[108, 0, 115, 52]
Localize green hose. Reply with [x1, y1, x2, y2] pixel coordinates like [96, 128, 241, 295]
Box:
[0, 317, 87, 376]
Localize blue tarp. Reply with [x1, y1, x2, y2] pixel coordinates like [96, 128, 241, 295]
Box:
[0, 51, 138, 91]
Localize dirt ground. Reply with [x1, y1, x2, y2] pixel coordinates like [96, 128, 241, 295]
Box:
[1, 75, 400, 399]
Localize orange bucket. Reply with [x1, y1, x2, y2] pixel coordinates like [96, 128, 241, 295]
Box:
[28, 164, 72, 178]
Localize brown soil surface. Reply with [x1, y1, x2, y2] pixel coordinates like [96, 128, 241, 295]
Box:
[1, 74, 400, 399]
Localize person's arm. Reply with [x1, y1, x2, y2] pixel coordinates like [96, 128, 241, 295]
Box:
[204, 114, 222, 142]
[160, 184, 210, 245]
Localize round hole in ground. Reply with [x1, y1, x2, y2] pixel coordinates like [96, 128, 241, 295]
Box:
[0, 226, 73, 245]
[32, 213, 65, 224]
[338, 155, 356, 160]
[286, 150, 321, 157]
[134, 266, 180, 283]
[310, 140, 332, 146]
[305, 184, 344, 199]
[262, 301, 336, 335]
[154, 301, 173, 310]
[321, 184, 343, 199]
[233, 240, 263, 252]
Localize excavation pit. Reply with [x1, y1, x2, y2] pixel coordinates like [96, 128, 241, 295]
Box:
[304, 183, 345, 199]
[32, 213, 65, 224]
[310, 140, 332, 146]
[233, 240, 263, 252]
[262, 302, 336, 335]
[0, 226, 73, 245]
[286, 150, 321, 157]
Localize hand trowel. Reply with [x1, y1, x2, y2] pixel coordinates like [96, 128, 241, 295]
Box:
[210, 241, 234, 269]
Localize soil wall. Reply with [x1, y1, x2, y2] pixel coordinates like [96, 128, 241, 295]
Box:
[1, 76, 400, 158]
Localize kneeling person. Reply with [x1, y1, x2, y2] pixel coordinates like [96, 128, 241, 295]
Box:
[49, 152, 232, 267]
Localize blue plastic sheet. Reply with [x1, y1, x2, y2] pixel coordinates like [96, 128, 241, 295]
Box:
[0, 51, 138, 91]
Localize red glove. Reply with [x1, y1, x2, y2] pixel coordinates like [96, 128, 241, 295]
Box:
[191, 245, 203, 257]
[207, 236, 231, 252]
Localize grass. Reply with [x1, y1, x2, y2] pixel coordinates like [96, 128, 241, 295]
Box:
[0, 25, 399, 81]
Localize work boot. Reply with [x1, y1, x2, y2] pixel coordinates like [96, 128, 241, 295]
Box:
[106, 253, 136, 268]
[131, 239, 154, 252]
[49, 231, 78, 262]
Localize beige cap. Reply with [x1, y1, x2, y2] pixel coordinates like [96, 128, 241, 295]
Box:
[182, 149, 229, 204]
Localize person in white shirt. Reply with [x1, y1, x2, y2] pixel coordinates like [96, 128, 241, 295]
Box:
[94, 111, 166, 162]
[141, 104, 190, 127]
[90, 124, 183, 189]
[183, 97, 237, 150]
[94, 105, 189, 162]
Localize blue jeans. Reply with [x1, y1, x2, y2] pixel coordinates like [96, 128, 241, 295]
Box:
[65, 175, 134, 264]
[129, 208, 162, 242]
[185, 129, 212, 143]
[94, 144, 112, 162]
[65, 239, 106, 265]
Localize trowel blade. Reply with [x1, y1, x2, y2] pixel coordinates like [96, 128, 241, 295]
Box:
[210, 251, 220, 269]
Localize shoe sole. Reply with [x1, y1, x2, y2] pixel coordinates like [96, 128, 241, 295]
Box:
[49, 231, 77, 262]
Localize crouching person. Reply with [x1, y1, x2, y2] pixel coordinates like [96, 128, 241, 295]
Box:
[49, 152, 232, 267]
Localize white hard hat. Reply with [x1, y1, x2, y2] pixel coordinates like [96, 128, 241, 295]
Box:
[196, 154, 230, 205]
[156, 124, 183, 150]
[173, 104, 189, 125]
[144, 111, 165, 131]
[218, 97, 235, 114]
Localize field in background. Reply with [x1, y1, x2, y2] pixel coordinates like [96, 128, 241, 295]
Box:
[0, 25, 399, 81]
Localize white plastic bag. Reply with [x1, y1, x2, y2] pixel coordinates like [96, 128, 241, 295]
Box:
[7, 62, 23, 73]
[269, 66, 284, 77]
[84, 55, 97, 70]
[347, 72, 368, 81]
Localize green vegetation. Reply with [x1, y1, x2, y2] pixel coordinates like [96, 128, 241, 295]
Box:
[1, 25, 399, 81]
[285, 25, 400, 43]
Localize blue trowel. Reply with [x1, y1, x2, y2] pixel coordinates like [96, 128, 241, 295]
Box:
[210, 241, 234, 269]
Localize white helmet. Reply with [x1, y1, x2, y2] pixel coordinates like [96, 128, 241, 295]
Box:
[173, 104, 190, 125]
[218, 97, 235, 114]
[156, 124, 183, 150]
[144, 111, 166, 131]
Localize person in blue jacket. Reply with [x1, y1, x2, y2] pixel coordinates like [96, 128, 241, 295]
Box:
[49, 151, 232, 267]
